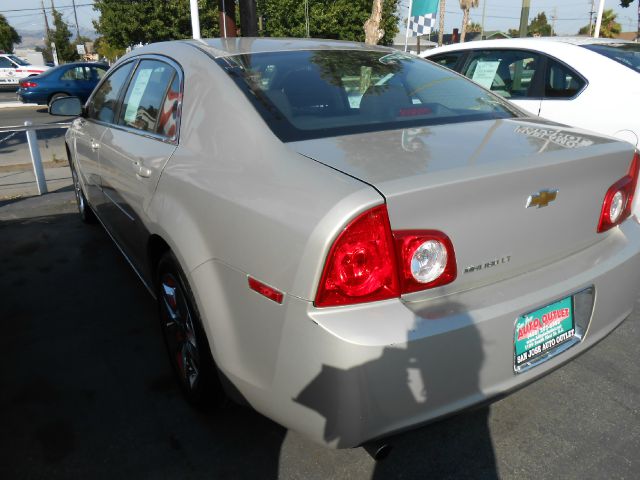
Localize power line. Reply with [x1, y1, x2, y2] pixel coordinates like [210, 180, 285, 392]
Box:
[0, 2, 94, 15]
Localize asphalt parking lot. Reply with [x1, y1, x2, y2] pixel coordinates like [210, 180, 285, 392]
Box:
[1, 191, 639, 479]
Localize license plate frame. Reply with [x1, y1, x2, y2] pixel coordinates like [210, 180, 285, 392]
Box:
[514, 295, 578, 372]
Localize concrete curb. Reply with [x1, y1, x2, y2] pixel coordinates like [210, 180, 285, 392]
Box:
[0, 102, 39, 109]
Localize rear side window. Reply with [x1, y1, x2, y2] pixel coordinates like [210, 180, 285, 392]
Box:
[429, 52, 464, 70]
[0, 57, 14, 68]
[218, 50, 515, 142]
[545, 59, 585, 98]
[157, 74, 181, 138]
[61, 66, 90, 81]
[87, 61, 135, 124]
[462, 50, 541, 99]
[582, 43, 640, 73]
[91, 66, 108, 80]
[118, 59, 177, 135]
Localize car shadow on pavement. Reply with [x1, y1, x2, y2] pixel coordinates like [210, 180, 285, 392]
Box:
[294, 304, 498, 478]
[0, 197, 497, 479]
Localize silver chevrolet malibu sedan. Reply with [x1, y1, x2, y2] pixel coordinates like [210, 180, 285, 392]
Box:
[50, 38, 640, 449]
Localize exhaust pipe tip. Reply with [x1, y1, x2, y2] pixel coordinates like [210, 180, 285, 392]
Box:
[364, 442, 393, 461]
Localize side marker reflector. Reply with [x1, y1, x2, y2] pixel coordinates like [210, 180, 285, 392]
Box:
[248, 277, 284, 304]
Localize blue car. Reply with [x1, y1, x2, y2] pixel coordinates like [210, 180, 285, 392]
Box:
[17, 62, 109, 106]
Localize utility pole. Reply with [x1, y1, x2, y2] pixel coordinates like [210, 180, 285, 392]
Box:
[588, 0, 596, 35]
[218, 0, 237, 37]
[551, 7, 557, 36]
[41, 0, 50, 39]
[71, 0, 81, 39]
[481, 0, 487, 40]
[519, 0, 530, 38]
[239, 0, 258, 37]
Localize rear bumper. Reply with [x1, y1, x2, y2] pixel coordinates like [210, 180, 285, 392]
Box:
[191, 220, 640, 448]
[16, 89, 46, 105]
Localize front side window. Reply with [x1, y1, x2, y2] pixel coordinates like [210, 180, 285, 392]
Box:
[582, 43, 640, 73]
[118, 60, 177, 135]
[87, 61, 135, 124]
[462, 50, 541, 99]
[7, 55, 29, 66]
[218, 50, 515, 142]
[545, 58, 585, 98]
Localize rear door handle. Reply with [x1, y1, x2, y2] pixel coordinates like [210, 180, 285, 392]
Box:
[90, 140, 100, 151]
[134, 161, 151, 178]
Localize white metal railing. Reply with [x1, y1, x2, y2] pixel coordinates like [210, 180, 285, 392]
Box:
[0, 121, 71, 195]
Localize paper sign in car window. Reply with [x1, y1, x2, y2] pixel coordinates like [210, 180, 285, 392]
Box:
[124, 68, 153, 124]
[471, 60, 501, 89]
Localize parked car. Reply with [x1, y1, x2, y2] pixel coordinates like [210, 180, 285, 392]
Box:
[50, 39, 640, 450]
[422, 37, 640, 147]
[17, 62, 108, 105]
[0, 53, 49, 86]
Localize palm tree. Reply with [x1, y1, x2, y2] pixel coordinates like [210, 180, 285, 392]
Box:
[579, 9, 621, 38]
[438, 0, 446, 46]
[459, 0, 479, 42]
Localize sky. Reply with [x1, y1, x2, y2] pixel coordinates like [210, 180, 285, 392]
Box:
[0, 0, 638, 41]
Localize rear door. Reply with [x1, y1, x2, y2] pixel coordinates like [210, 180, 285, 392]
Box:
[460, 49, 544, 116]
[72, 60, 136, 204]
[98, 57, 181, 277]
[60, 65, 94, 100]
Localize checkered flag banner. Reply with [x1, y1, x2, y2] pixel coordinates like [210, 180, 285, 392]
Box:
[408, 13, 437, 36]
[407, 0, 439, 36]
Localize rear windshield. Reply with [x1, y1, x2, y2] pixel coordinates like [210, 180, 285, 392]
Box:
[582, 43, 640, 73]
[217, 50, 516, 142]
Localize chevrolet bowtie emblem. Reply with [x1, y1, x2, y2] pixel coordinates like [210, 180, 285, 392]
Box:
[526, 189, 558, 208]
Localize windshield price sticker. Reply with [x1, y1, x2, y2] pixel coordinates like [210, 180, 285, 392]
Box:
[514, 296, 574, 367]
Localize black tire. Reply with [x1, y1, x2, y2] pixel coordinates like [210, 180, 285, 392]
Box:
[49, 92, 69, 106]
[156, 251, 224, 408]
[69, 161, 96, 224]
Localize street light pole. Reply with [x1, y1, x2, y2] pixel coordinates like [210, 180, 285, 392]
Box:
[593, 0, 605, 38]
[189, 0, 201, 39]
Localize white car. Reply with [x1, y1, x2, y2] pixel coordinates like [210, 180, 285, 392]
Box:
[0, 54, 49, 86]
[422, 37, 640, 147]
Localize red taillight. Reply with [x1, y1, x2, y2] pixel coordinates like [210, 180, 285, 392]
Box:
[597, 151, 639, 233]
[315, 205, 456, 307]
[315, 206, 399, 307]
[20, 81, 37, 88]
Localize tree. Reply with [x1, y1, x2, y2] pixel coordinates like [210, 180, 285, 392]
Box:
[94, 37, 125, 63]
[528, 12, 552, 36]
[259, 1, 399, 45]
[579, 9, 621, 38]
[467, 21, 481, 33]
[459, 0, 479, 43]
[438, 0, 446, 46]
[93, 0, 220, 49]
[364, 0, 384, 45]
[0, 14, 21, 53]
[49, 8, 78, 63]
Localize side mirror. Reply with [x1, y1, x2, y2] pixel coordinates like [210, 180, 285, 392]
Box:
[49, 96, 83, 116]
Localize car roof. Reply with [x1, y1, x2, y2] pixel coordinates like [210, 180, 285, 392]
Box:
[136, 37, 395, 58]
[424, 36, 638, 54]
